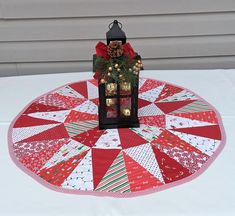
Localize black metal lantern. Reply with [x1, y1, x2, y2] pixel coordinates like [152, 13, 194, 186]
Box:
[93, 20, 142, 129]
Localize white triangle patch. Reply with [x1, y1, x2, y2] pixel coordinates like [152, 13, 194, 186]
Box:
[94, 129, 121, 149]
[131, 124, 163, 142]
[139, 85, 165, 102]
[170, 130, 221, 156]
[73, 100, 98, 114]
[160, 89, 198, 102]
[138, 103, 164, 116]
[28, 110, 71, 123]
[166, 115, 214, 130]
[138, 77, 147, 90]
[39, 139, 90, 170]
[87, 81, 98, 100]
[61, 150, 93, 191]
[124, 143, 165, 183]
[54, 85, 84, 98]
[12, 123, 59, 143]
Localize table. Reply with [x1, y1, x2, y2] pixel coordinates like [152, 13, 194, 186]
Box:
[1, 70, 235, 216]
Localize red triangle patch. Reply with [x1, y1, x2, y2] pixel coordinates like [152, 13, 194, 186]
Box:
[171, 111, 218, 124]
[64, 110, 98, 123]
[19, 124, 69, 143]
[38, 150, 89, 186]
[14, 115, 59, 128]
[138, 98, 152, 109]
[152, 145, 191, 183]
[151, 130, 203, 154]
[155, 84, 183, 102]
[172, 125, 222, 140]
[118, 128, 148, 149]
[139, 79, 163, 93]
[19, 139, 66, 173]
[92, 148, 120, 189]
[23, 103, 67, 114]
[69, 81, 88, 98]
[72, 127, 105, 147]
[123, 153, 163, 192]
[155, 100, 196, 114]
[91, 98, 99, 106]
[89, 79, 98, 87]
[53, 93, 87, 109]
[139, 115, 166, 128]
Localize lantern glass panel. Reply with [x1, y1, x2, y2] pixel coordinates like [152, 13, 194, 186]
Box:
[106, 98, 118, 118]
[120, 97, 132, 117]
[120, 82, 131, 95]
[105, 82, 117, 96]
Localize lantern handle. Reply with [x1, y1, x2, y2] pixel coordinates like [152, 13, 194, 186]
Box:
[108, 20, 123, 30]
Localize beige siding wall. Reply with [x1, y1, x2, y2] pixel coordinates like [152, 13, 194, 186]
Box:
[0, 0, 235, 77]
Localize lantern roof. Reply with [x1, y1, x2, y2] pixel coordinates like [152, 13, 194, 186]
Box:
[106, 20, 126, 44]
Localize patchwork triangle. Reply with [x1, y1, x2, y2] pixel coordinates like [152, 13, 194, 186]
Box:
[139, 85, 165, 102]
[138, 77, 147, 90]
[152, 145, 191, 183]
[37, 93, 72, 109]
[138, 103, 164, 117]
[13, 138, 69, 160]
[87, 81, 98, 99]
[138, 98, 152, 109]
[139, 115, 166, 128]
[69, 81, 88, 98]
[73, 100, 98, 114]
[124, 143, 164, 183]
[118, 128, 148, 149]
[155, 100, 196, 114]
[123, 153, 163, 192]
[23, 103, 67, 114]
[94, 129, 121, 149]
[28, 110, 71, 123]
[170, 100, 211, 114]
[139, 79, 163, 93]
[156, 144, 209, 174]
[170, 130, 221, 156]
[92, 148, 120, 189]
[19, 124, 69, 143]
[131, 124, 163, 142]
[19, 139, 66, 173]
[155, 84, 183, 102]
[61, 150, 94, 191]
[55, 85, 84, 98]
[90, 98, 99, 106]
[171, 125, 222, 140]
[14, 115, 59, 127]
[72, 127, 105, 147]
[40, 139, 90, 170]
[89, 79, 98, 87]
[151, 130, 203, 154]
[170, 111, 218, 124]
[64, 110, 98, 123]
[64, 120, 98, 137]
[159, 89, 198, 102]
[95, 152, 130, 193]
[12, 123, 60, 143]
[52, 93, 86, 109]
[166, 114, 214, 129]
[38, 150, 89, 186]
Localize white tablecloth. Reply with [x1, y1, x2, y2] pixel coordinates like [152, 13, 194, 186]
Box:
[0, 70, 234, 216]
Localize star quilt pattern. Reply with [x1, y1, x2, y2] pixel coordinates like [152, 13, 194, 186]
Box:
[8, 77, 225, 197]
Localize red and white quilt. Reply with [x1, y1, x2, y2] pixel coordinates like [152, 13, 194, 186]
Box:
[8, 77, 225, 197]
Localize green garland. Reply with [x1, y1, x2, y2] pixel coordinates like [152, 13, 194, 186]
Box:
[94, 55, 142, 86]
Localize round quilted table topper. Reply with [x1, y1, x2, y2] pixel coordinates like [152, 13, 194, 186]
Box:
[8, 77, 226, 197]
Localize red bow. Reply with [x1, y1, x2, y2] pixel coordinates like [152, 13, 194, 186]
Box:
[95, 41, 136, 60]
